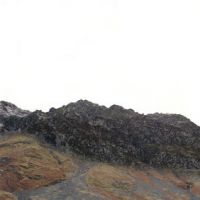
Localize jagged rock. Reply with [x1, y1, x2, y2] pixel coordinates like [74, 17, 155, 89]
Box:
[0, 101, 30, 132]
[0, 100, 200, 168]
[0, 101, 30, 118]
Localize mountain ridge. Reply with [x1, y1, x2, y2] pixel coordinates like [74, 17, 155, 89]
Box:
[0, 99, 200, 168]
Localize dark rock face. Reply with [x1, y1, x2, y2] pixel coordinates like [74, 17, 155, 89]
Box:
[1, 100, 200, 168]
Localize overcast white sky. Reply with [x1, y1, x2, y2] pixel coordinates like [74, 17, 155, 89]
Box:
[0, 0, 200, 124]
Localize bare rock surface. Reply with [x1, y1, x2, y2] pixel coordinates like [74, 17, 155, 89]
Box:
[0, 101, 30, 132]
[0, 101, 30, 118]
[1, 100, 200, 168]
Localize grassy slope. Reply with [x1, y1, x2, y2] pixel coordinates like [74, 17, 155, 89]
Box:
[86, 164, 200, 200]
[0, 133, 77, 193]
[0, 133, 200, 200]
[0, 191, 17, 200]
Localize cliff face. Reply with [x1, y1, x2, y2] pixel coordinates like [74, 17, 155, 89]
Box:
[1, 100, 200, 168]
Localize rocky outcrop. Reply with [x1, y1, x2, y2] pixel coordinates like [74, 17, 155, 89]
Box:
[0, 101, 30, 132]
[1, 100, 200, 168]
[0, 101, 29, 118]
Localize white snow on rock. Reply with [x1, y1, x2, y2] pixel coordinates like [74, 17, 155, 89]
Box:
[0, 101, 30, 118]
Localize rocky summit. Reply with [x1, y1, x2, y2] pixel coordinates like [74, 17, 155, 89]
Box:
[1, 99, 200, 169]
[0, 100, 200, 200]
